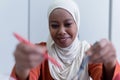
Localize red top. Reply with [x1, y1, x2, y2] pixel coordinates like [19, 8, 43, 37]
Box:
[11, 42, 120, 80]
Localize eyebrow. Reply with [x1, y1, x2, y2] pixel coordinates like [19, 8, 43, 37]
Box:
[50, 19, 73, 23]
[49, 21, 58, 23]
[65, 19, 73, 21]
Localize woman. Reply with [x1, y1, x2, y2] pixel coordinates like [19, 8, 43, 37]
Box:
[11, 0, 120, 80]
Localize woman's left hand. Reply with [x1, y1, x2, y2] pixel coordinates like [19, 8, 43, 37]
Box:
[86, 39, 116, 69]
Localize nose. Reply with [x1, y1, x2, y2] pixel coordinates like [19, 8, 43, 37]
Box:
[57, 26, 66, 35]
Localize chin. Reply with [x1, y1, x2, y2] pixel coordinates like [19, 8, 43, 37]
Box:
[59, 43, 70, 48]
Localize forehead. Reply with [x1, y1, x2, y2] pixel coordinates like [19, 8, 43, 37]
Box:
[49, 8, 74, 21]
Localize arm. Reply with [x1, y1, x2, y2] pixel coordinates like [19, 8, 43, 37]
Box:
[112, 61, 120, 80]
[87, 39, 119, 80]
[102, 59, 116, 80]
[11, 64, 41, 80]
[88, 63, 102, 80]
[88, 61, 120, 80]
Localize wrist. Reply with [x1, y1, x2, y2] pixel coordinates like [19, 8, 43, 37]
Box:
[103, 59, 116, 80]
[103, 59, 116, 71]
[15, 65, 30, 80]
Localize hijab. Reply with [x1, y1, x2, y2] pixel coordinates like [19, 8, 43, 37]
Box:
[47, 0, 90, 80]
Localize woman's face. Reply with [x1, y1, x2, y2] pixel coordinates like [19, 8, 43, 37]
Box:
[49, 8, 77, 48]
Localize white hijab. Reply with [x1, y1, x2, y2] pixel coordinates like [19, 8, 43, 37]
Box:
[47, 0, 90, 80]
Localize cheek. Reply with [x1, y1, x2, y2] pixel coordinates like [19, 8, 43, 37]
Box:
[69, 28, 77, 38]
[49, 28, 57, 39]
[73, 26, 78, 37]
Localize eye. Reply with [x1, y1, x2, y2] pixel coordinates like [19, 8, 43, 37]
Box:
[64, 23, 72, 28]
[50, 24, 59, 29]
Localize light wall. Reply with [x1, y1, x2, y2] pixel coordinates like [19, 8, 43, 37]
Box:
[111, 0, 120, 62]
[0, 0, 28, 75]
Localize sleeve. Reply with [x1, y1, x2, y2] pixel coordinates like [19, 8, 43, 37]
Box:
[88, 61, 120, 80]
[88, 63, 103, 80]
[10, 64, 41, 80]
[113, 61, 120, 80]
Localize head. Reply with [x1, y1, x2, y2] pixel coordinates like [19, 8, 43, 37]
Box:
[48, 0, 80, 48]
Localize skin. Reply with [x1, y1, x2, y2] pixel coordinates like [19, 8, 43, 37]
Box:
[14, 8, 116, 80]
[14, 43, 46, 80]
[49, 8, 77, 48]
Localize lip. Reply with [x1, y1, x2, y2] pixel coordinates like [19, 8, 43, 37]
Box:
[57, 37, 70, 43]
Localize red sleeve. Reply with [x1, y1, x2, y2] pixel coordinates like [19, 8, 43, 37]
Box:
[11, 64, 41, 80]
[88, 61, 120, 80]
[88, 63, 102, 80]
[113, 61, 120, 80]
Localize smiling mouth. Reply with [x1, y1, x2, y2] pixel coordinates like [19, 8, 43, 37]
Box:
[58, 37, 69, 43]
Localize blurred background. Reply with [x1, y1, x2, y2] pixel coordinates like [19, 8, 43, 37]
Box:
[0, 0, 120, 75]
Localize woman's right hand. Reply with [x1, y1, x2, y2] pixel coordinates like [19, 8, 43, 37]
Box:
[13, 43, 46, 79]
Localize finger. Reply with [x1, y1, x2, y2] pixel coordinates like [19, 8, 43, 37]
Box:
[99, 39, 109, 48]
[15, 43, 46, 68]
[87, 42, 101, 62]
[21, 43, 47, 57]
[90, 50, 111, 63]
[14, 47, 38, 69]
[88, 42, 109, 63]
[14, 50, 30, 66]
[100, 41, 116, 63]
[17, 43, 35, 54]
[89, 46, 116, 64]
[99, 41, 113, 54]
[89, 39, 110, 61]
[27, 52, 44, 63]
